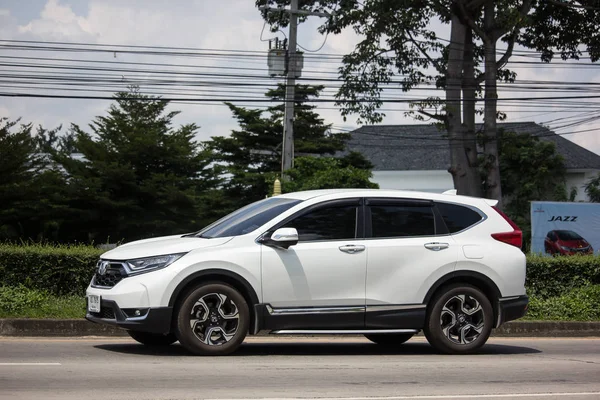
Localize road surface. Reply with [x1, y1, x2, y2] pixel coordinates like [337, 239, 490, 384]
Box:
[0, 336, 599, 400]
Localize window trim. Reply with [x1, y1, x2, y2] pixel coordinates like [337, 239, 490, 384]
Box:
[364, 198, 439, 240]
[258, 198, 364, 244]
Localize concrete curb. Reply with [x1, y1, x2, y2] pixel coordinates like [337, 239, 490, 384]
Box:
[0, 319, 599, 337]
[0, 319, 127, 337]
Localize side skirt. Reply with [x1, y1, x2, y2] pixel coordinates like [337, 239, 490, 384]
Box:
[271, 329, 419, 335]
[253, 304, 427, 334]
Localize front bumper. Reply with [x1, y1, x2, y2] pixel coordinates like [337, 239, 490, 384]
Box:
[86, 299, 173, 334]
[498, 295, 529, 325]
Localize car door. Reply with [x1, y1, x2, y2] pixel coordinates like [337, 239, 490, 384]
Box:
[364, 198, 459, 329]
[260, 198, 367, 329]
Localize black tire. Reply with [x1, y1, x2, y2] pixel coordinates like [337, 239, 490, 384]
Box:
[175, 282, 249, 356]
[424, 284, 493, 355]
[127, 330, 178, 346]
[364, 333, 414, 347]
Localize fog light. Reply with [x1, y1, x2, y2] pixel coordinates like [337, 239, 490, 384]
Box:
[122, 308, 148, 318]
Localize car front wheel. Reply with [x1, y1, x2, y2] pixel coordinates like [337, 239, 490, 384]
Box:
[175, 283, 249, 356]
[424, 284, 493, 354]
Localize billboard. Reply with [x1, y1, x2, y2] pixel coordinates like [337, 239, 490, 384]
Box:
[531, 201, 600, 256]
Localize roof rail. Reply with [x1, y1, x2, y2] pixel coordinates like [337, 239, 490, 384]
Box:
[442, 189, 457, 195]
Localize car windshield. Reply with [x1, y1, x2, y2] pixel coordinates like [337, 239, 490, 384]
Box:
[556, 230, 583, 241]
[194, 197, 302, 239]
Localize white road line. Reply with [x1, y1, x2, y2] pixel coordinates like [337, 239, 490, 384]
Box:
[0, 363, 61, 366]
[207, 393, 600, 400]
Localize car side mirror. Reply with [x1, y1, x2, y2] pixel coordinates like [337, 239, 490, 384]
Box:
[261, 227, 299, 249]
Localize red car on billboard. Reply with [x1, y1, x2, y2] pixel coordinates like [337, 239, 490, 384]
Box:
[544, 230, 594, 256]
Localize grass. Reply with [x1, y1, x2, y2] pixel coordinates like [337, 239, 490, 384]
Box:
[0, 285, 85, 319]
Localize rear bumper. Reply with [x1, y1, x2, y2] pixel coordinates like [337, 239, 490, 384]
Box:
[498, 295, 529, 325]
[86, 299, 173, 334]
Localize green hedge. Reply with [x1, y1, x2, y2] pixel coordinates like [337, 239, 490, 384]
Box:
[0, 243, 599, 298]
[0, 243, 103, 296]
[526, 254, 600, 298]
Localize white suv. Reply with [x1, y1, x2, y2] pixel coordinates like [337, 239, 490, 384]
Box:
[86, 189, 528, 355]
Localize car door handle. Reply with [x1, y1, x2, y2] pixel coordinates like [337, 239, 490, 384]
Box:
[424, 242, 449, 251]
[339, 245, 366, 254]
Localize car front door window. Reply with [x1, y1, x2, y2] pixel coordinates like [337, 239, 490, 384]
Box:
[283, 205, 358, 242]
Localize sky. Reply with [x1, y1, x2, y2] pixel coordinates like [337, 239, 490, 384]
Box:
[1, 0, 599, 155]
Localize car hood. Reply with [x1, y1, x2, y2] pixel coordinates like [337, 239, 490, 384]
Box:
[100, 234, 234, 260]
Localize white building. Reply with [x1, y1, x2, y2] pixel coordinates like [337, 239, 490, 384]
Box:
[347, 122, 600, 202]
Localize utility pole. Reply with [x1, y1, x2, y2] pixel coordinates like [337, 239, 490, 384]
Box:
[261, 3, 330, 178]
[281, 0, 298, 175]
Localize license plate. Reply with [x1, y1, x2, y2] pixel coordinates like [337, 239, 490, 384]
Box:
[88, 295, 101, 313]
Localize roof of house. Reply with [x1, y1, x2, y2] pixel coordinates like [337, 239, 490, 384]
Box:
[346, 122, 600, 171]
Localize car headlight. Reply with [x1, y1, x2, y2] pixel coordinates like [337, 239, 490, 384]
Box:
[560, 246, 571, 251]
[125, 253, 186, 275]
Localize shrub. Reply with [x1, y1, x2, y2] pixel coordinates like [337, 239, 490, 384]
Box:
[0, 243, 103, 296]
[526, 254, 600, 298]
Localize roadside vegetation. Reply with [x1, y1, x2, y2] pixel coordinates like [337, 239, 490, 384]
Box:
[0, 243, 598, 320]
[0, 285, 85, 319]
[526, 285, 600, 321]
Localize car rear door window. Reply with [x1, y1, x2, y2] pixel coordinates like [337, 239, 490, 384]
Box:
[369, 205, 435, 238]
[436, 202, 483, 233]
[283, 205, 358, 242]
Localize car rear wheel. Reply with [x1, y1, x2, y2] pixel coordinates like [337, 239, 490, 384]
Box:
[127, 330, 178, 346]
[364, 333, 414, 347]
[424, 284, 493, 354]
[175, 282, 249, 356]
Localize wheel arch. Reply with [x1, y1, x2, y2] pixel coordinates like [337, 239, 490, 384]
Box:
[423, 270, 502, 325]
[168, 269, 260, 333]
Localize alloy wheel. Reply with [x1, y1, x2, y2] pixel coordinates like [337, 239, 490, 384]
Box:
[189, 293, 240, 346]
[439, 294, 485, 345]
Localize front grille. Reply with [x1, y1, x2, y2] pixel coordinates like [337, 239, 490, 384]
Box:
[90, 305, 116, 320]
[92, 262, 126, 288]
[568, 246, 590, 253]
[574, 248, 590, 253]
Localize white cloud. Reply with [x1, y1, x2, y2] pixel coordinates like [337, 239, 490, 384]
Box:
[18, 0, 94, 40]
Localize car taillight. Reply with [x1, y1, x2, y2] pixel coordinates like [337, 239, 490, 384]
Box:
[491, 206, 522, 248]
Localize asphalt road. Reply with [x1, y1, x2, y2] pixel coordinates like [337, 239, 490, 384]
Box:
[0, 336, 599, 400]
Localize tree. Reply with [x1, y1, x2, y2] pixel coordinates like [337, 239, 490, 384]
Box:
[56, 88, 220, 243]
[207, 84, 375, 211]
[283, 155, 378, 193]
[498, 129, 567, 246]
[0, 118, 39, 239]
[585, 174, 600, 203]
[0, 119, 71, 242]
[257, 0, 600, 207]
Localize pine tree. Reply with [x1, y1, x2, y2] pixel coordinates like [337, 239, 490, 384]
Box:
[57, 88, 221, 243]
[207, 84, 375, 210]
